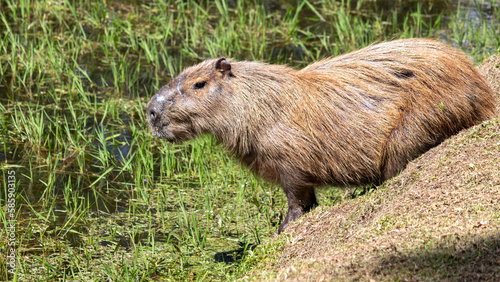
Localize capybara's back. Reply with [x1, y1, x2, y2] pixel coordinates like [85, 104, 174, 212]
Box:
[147, 38, 497, 233]
[299, 39, 497, 183]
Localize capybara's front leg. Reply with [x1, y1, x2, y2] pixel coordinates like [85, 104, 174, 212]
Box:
[278, 182, 317, 234]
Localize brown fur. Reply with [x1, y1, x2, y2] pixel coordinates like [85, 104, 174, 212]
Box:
[146, 39, 497, 233]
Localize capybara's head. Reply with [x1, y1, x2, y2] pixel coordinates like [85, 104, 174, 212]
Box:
[146, 58, 233, 142]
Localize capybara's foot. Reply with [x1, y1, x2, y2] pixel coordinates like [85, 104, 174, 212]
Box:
[278, 206, 304, 234]
[277, 198, 318, 234]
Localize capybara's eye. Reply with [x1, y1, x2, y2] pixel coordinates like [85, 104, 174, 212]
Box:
[193, 81, 207, 89]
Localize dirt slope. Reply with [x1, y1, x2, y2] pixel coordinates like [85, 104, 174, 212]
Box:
[252, 56, 500, 281]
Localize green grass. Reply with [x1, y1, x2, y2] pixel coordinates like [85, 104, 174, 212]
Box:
[0, 0, 499, 280]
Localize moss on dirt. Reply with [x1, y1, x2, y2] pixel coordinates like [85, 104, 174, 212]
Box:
[244, 56, 500, 281]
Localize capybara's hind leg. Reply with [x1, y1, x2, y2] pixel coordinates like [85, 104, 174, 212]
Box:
[380, 113, 445, 182]
[278, 180, 317, 234]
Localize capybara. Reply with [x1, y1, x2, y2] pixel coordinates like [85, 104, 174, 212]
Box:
[146, 38, 497, 233]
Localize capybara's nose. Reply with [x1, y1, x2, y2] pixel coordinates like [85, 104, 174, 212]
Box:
[146, 100, 159, 122]
[149, 106, 157, 120]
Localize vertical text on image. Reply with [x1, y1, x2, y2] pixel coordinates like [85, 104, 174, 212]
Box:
[6, 170, 16, 275]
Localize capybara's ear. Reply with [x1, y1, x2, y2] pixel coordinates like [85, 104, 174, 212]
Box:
[215, 58, 233, 77]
